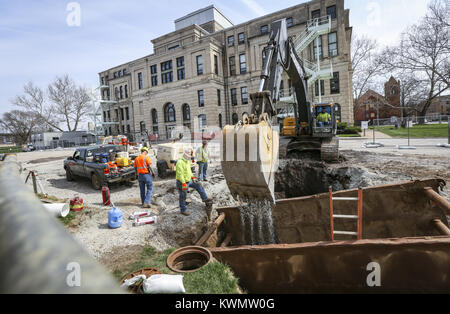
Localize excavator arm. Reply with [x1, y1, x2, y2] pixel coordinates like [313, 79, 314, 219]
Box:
[222, 18, 309, 203]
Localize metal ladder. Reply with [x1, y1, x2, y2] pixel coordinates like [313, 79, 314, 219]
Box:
[329, 187, 363, 241]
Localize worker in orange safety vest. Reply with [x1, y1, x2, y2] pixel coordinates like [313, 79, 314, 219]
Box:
[134, 147, 155, 208]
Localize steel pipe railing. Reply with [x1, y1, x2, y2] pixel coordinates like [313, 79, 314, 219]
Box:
[0, 154, 124, 294]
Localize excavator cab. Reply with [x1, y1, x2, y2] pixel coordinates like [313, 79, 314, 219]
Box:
[312, 102, 338, 138]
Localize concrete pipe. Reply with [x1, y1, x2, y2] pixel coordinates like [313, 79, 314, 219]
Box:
[43, 202, 70, 218]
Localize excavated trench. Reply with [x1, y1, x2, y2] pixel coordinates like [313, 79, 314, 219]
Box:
[275, 158, 377, 199]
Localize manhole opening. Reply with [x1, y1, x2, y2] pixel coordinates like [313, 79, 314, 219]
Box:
[167, 247, 212, 273]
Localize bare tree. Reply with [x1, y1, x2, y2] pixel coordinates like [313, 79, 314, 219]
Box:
[351, 35, 384, 111]
[48, 75, 91, 132]
[381, 0, 450, 122]
[12, 82, 64, 132]
[0, 110, 43, 145]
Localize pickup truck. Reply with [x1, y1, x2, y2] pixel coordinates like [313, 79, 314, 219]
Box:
[64, 145, 136, 190]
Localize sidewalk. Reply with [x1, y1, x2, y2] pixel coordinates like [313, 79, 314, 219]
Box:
[358, 130, 392, 139]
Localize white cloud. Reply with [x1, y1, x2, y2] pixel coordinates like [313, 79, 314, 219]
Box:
[240, 0, 268, 16]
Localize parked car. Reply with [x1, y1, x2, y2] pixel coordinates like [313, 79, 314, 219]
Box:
[64, 145, 136, 190]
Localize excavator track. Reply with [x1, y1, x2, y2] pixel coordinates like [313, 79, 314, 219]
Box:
[286, 136, 339, 162]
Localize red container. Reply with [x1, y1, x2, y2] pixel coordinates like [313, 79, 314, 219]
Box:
[70, 195, 84, 212]
[102, 186, 111, 206]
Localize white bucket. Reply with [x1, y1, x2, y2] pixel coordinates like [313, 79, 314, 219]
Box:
[43, 202, 70, 218]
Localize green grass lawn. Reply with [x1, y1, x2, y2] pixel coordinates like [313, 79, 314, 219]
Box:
[339, 134, 361, 138]
[112, 246, 242, 294]
[0, 146, 22, 154]
[372, 123, 449, 138]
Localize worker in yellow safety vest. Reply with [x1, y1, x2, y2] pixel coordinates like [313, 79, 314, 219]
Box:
[317, 107, 331, 127]
[134, 147, 155, 208]
[195, 141, 209, 182]
[176, 148, 213, 216]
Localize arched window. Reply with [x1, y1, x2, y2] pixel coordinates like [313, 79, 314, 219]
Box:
[114, 87, 119, 100]
[182, 104, 190, 121]
[334, 103, 341, 123]
[151, 109, 158, 124]
[218, 114, 223, 129]
[164, 103, 176, 123]
[232, 113, 239, 125]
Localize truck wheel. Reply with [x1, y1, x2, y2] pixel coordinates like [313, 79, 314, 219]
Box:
[91, 173, 102, 190]
[66, 168, 74, 182]
[157, 161, 168, 179]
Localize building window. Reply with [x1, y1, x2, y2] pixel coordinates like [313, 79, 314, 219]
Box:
[198, 114, 207, 129]
[120, 108, 124, 120]
[330, 72, 340, 94]
[120, 86, 123, 99]
[164, 103, 176, 122]
[239, 54, 247, 74]
[123, 69, 127, 76]
[217, 89, 221, 106]
[313, 36, 323, 60]
[312, 9, 321, 19]
[232, 113, 239, 124]
[228, 35, 234, 47]
[140, 121, 146, 133]
[196, 55, 203, 75]
[152, 109, 158, 124]
[138, 72, 143, 89]
[218, 114, 223, 128]
[198, 90, 205, 107]
[241, 87, 248, 104]
[103, 111, 106, 120]
[161, 60, 173, 84]
[229, 56, 236, 76]
[261, 25, 268, 35]
[315, 80, 325, 96]
[152, 126, 159, 135]
[327, 5, 337, 19]
[114, 87, 119, 100]
[328, 32, 338, 57]
[334, 103, 341, 122]
[125, 107, 130, 120]
[168, 45, 179, 51]
[214, 55, 219, 75]
[151, 65, 158, 86]
[238, 33, 245, 44]
[286, 17, 293, 27]
[262, 49, 267, 68]
[182, 104, 190, 121]
[126, 125, 131, 134]
[107, 110, 111, 119]
[177, 57, 185, 81]
[231, 88, 238, 106]
[125, 85, 128, 98]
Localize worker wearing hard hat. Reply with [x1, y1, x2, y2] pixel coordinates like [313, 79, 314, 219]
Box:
[317, 107, 331, 127]
[134, 147, 155, 208]
[195, 141, 209, 182]
[176, 148, 213, 216]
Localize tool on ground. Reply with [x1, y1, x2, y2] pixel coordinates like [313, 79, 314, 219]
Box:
[329, 187, 363, 241]
[222, 18, 339, 204]
[133, 216, 158, 227]
[25, 170, 47, 197]
[129, 211, 153, 220]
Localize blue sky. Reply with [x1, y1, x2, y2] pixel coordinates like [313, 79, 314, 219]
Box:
[0, 0, 431, 115]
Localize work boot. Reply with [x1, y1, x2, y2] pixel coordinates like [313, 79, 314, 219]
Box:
[181, 211, 191, 216]
[203, 178, 208, 182]
[203, 198, 213, 207]
[143, 203, 151, 209]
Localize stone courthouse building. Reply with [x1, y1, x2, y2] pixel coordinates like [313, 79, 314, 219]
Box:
[98, 0, 353, 140]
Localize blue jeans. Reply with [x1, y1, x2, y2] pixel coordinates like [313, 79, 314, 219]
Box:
[138, 173, 153, 205]
[198, 162, 208, 181]
[177, 180, 208, 213]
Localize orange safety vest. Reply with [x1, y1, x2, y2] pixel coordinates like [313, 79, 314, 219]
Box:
[134, 154, 152, 174]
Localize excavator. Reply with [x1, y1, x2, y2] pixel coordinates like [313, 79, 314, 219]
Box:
[222, 18, 339, 203]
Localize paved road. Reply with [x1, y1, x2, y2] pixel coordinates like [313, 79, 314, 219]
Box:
[340, 137, 450, 157]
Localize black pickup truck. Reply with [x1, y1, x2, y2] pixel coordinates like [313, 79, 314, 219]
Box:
[63, 145, 136, 190]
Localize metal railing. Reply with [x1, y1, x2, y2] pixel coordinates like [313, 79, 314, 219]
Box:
[0, 154, 124, 293]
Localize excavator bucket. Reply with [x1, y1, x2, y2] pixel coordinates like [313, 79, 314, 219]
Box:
[221, 121, 279, 203]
